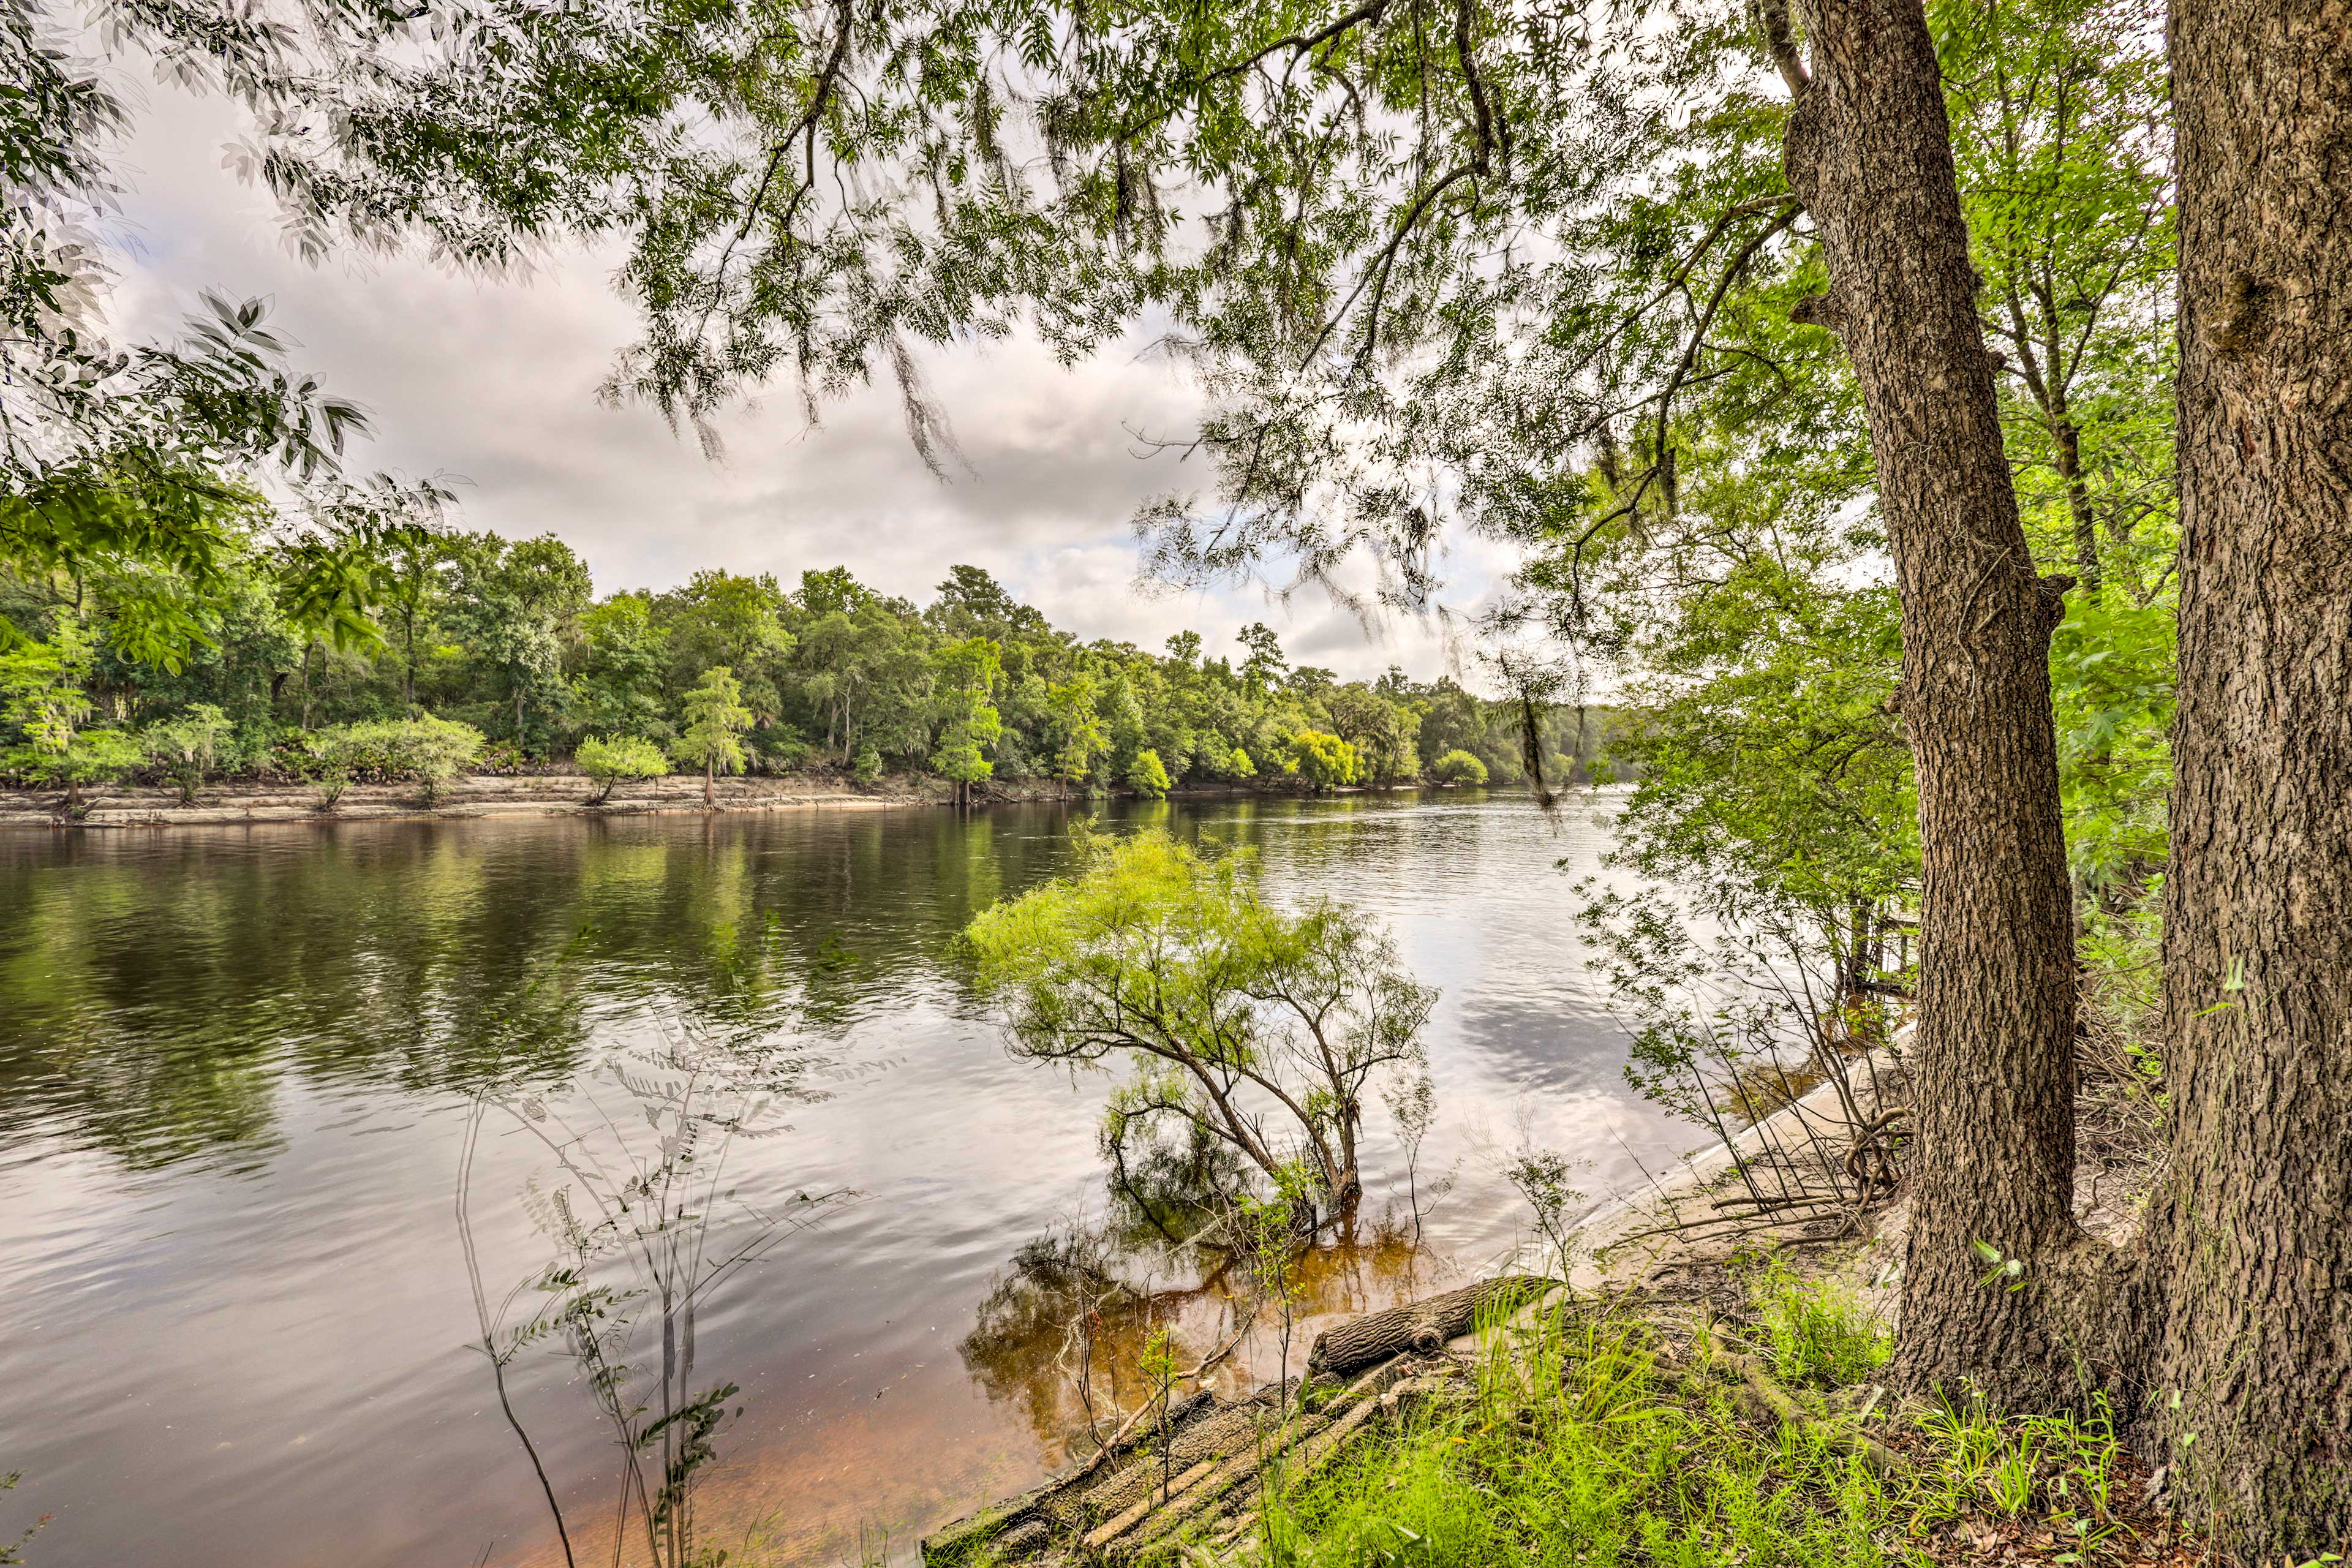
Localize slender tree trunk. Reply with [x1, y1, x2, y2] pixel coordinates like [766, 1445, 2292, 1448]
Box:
[402, 609, 417, 709]
[1333, 1110, 1362, 1215]
[703, 757, 715, 809]
[2048, 402, 2103, 598]
[2141, 2, 2352, 1550]
[1780, 0, 2086, 1407]
[2003, 288, 2106, 598]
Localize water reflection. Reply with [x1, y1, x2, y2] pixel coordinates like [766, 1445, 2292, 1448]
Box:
[0, 793, 1692, 1568]
[0, 811, 1088, 1169]
[957, 1208, 1436, 1469]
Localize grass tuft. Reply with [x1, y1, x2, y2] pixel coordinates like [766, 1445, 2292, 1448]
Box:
[1743, 1254, 1894, 1389]
[1218, 1270, 2187, 1568]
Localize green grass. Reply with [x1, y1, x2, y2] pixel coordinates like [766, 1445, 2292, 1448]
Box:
[1244, 1312, 1894, 1568]
[1222, 1266, 2153, 1568]
[1744, 1255, 1895, 1390]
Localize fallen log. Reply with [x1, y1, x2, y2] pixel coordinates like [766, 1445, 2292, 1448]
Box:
[1305, 1274, 1550, 1377]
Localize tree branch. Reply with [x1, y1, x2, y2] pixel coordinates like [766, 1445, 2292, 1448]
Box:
[1754, 0, 1810, 99]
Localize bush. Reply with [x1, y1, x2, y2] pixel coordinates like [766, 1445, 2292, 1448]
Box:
[756, 729, 813, 774]
[1428, 748, 1489, 787]
[3, 727, 143, 809]
[0, 621, 143, 810]
[144, 704, 233, 803]
[475, 738, 529, 774]
[991, 734, 1038, 782]
[852, 744, 884, 783]
[306, 717, 486, 809]
[399, 716, 486, 802]
[576, 734, 669, 802]
[1124, 747, 1171, 798]
[1284, 728, 1362, 793]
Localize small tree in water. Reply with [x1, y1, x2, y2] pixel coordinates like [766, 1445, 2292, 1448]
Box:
[677, 666, 750, 807]
[966, 830, 1434, 1221]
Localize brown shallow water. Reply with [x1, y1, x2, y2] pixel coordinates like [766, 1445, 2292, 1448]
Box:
[0, 791, 1696, 1567]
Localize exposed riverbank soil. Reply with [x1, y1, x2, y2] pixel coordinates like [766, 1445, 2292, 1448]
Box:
[0, 772, 932, 828]
[0, 775, 1434, 830]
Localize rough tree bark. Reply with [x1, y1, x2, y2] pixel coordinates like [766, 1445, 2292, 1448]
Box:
[2142, 0, 2352, 1550]
[1777, 0, 2087, 1408]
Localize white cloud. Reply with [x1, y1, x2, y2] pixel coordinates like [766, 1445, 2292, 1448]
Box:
[105, 74, 1518, 683]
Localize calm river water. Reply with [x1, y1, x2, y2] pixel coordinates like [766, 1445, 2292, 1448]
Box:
[0, 791, 1695, 1568]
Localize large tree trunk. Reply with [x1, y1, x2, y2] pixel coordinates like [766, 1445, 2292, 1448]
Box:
[1781, 0, 2086, 1408]
[2143, 1, 2352, 1551]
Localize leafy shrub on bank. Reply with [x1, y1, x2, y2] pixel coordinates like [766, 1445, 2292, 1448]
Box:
[304, 717, 486, 807]
[475, 739, 529, 775]
[1285, 729, 1362, 792]
[1428, 748, 1489, 787]
[1124, 747, 1171, 798]
[577, 734, 669, 802]
[143, 704, 233, 803]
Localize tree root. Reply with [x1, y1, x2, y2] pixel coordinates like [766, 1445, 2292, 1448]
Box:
[1698, 1319, 1905, 1477]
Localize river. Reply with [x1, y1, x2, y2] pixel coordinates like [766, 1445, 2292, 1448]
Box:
[0, 791, 1695, 1568]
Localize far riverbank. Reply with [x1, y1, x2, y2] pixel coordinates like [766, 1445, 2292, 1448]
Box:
[0, 772, 1488, 830]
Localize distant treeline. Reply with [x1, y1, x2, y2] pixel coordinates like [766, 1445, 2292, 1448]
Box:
[1, 530, 1609, 797]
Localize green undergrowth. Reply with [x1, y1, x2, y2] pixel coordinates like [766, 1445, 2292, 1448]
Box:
[1218, 1261, 2151, 1568]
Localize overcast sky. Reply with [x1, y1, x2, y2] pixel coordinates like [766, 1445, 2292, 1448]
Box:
[104, 75, 1523, 684]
